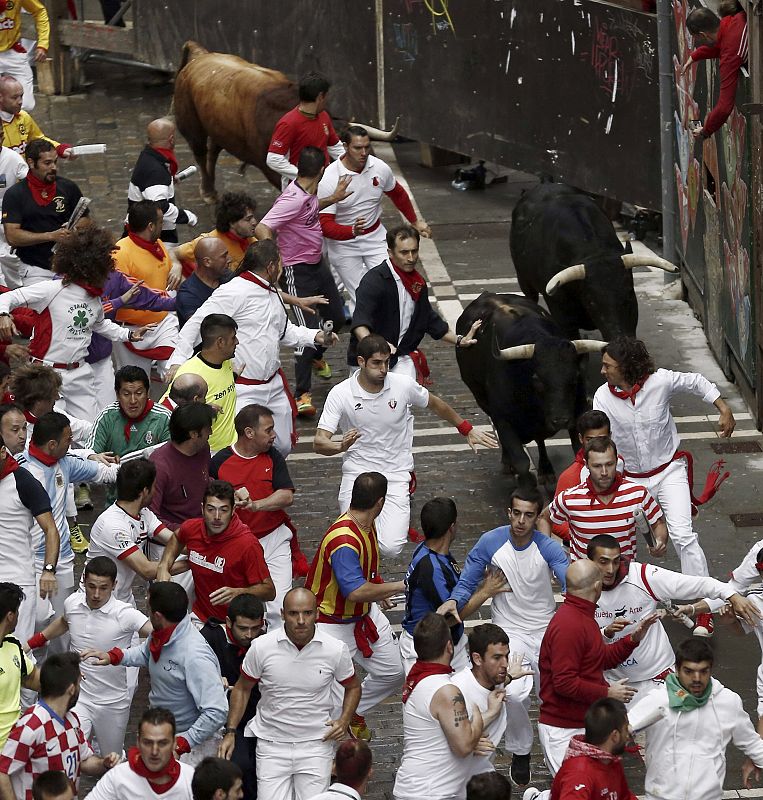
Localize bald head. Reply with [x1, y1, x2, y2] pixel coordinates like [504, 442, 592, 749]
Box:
[0, 75, 23, 115]
[282, 587, 317, 647]
[284, 586, 316, 611]
[194, 236, 231, 279]
[168, 372, 208, 406]
[147, 118, 176, 148]
[566, 559, 602, 598]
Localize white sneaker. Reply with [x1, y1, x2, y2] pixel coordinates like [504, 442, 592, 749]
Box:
[523, 790, 541, 800]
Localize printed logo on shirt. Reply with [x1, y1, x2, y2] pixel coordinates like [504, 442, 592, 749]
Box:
[614, 606, 628, 618]
[388, 400, 397, 410]
[354, 402, 363, 411]
[53, 196, 66, 214]
[372, 176, 379, 187]
[145, 431, 154, 445]
[0, 19, 14, 30]
[72, 310, 88, 328]
[189, 549, 225, 573]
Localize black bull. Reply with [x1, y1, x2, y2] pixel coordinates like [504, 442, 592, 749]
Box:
[510, 182, 677, 340]
[456, 293, 604, 488]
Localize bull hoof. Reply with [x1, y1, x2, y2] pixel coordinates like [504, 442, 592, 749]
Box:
[200, 192, 218, 205]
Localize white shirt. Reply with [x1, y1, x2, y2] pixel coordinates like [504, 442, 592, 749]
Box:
[0, 147, 26, 248]
[318, 154, 396, 232]
[595, 561, 734, 682]
[307, 783, 360, 800]
[0, 280, 128, 364]
[593, 368, 720, 473]
[394, 674, 472, 800]
[66, 591, 148, 705]
[317, 371, 430, 480]
[451, 668, 506, 778]
[729, 538, 763, 593]
[86, 759, 194, 800]
[168, 272, 317, 380]
[86, 504, 167, 605]
[390, 264, 415, 344]
[241, 626, 355, 742]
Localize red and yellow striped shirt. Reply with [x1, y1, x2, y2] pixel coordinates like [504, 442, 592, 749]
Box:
[305, 514, 379, 622]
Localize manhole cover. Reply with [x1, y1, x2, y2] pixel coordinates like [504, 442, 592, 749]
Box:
[730, 512, 763, 528]
[710, 440, 762, 454]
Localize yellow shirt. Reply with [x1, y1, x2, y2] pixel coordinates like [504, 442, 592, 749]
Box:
[0, 636, 34, 749]
[175, 229, 255, 274]
[114, 236, 171, 326]
[162, 355, 237, 452]
[0, 0, 49, 52]
[1, 111, 59, 156]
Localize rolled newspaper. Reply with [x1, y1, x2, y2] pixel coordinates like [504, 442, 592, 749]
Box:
[70, 144, 107, 156]
[175, 166, 198, 182]
[633, 507, 656, 548]
[51, 196, 91, 253]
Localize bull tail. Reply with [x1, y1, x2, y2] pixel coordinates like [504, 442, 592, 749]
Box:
[169, 40, 210, 116]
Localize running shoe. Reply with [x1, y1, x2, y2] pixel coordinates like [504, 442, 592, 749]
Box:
[349, 713, 372, 742]
[312, 359, 332, 379]
[69, 523, 90, 554]
[296, 393, 316, 418]
[693, 613, 714, 637]
[511, 753, 532, 786]
[74, 483, 93, 511]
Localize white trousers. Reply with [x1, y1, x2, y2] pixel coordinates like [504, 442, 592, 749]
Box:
[235, 375, 295, 457]
[632, 460, 708, 575]
[113, 314, 178, 382]
[256, 738, 333, 800]
[326, 236, 388, 313]
[54, 363, 98, 424]
[260, 523, 292, 629]
[15, 582, 36, 647]
[502, 629, 543, 756]
[90, 356, 116, 412]
[34, 564, 74, 654]
[338, 473, 410, 559]
[318, 603, 405, 716]
[0, 47, 35, 111]
[538, 722, 584, 777]
[0, 255, 50, 289]
[399, 628, 470, 676]
[73, 698, 130, 756]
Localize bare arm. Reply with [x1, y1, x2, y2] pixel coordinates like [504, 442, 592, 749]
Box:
[3, 223, 69, 247]
[253, 222, 273, 240]
[219, 674, 258, 758]
[427, 394, 499, 452]
[34, 511, 59, 600]
[237, 489, 294, 513]
[458, 570, 511, 620]
[353, 325, 371, 341]
[209, 577, 277, 606]
[313, 427, 361, 456]
[346, 579, 406, 605]
[714, 397, 736, 438]
[34, 616, 69, 645]
[22, 666, 39, 692]
[0, 773, 17, 800]
[323, 673, 362, 741]
[121, 549, 174, 582]
[430, 684, 484, 757]
[155, 534, 184, 583]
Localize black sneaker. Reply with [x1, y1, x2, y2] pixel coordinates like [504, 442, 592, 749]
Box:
[511, 753, 532, 786]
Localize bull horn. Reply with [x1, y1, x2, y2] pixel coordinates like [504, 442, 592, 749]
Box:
[348, 115, 401, 141]
[545, 264, 586, 296]
[572, 339, 608, 354]
[497, 343, 536, 361]
[621, 253, 679, 273]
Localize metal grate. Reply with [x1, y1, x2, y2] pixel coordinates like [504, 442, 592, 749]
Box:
[730, 513, 763, 528]
[710, 440, 762, 454]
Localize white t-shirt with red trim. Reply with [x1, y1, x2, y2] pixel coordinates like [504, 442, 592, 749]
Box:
[549, 479, 662, 561]
[85, 503, 167, 605]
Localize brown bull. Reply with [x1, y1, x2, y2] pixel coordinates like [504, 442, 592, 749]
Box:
[173, 41, 399, 203]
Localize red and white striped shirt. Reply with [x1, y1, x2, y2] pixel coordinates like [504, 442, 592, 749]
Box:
[0, 702, 93, 800]
[549, 479, 662, 561]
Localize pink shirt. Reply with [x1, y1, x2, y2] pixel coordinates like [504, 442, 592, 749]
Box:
[260, 182, 322, 266]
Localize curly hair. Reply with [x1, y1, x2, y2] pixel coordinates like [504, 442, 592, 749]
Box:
[215, 192, 256, 233]
[603, 337, 655, 386]
[51, 225, 116, 287]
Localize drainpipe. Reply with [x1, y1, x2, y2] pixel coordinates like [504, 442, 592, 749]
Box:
[657, 0, 677, 282]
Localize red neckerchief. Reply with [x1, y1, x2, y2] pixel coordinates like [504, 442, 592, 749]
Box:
[391, 260, 425, 301]
[602, 557, 630, 591]
[28, 442, 58, 467]
[607, 374, 650, 405]
[402, 660, 453, 703]
[123, 399, 155, 443]
[26, 172, 57, 207]
[23, 410, 38, 425]
[574, 448, 585, 465]
[149, 623, 177, 662]
[127, 747, 181, 794]
[127, 230, 165, 261]
[225, 625, 247, 657]
[238, 270, 277, 293]
[0, 453, 19, 480]
[74, 281, 103, 297]
[585, 473, 625, 506]
[151, 146, 178, 177]
[221, 230, 251, 250]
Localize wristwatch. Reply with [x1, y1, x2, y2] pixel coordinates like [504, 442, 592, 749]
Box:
[221, 726, 237, 736]
[42, 564, 56, 573]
